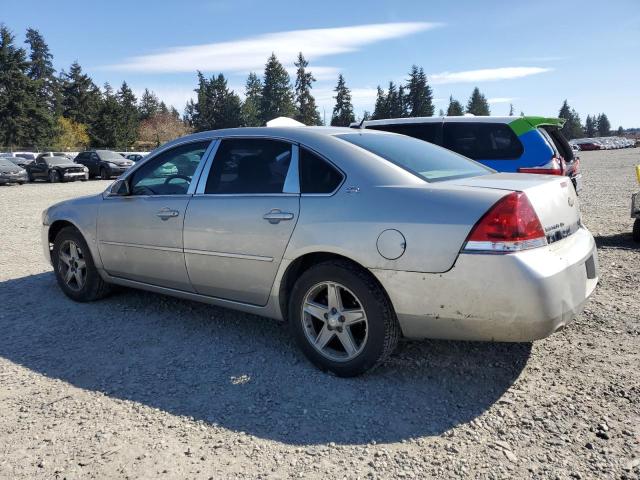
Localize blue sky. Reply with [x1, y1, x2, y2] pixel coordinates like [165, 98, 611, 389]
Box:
[3, 0, 639, 126]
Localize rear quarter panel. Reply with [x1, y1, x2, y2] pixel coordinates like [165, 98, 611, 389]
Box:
[285, 183, 507, 273]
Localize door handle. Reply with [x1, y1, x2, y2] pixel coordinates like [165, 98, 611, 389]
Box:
[263, 209, 294, 224]
[156, 207, 179, 220]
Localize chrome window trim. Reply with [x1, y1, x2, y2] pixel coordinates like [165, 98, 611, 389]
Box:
[194, 139, 221, 195]
[195, 136, 300, 197]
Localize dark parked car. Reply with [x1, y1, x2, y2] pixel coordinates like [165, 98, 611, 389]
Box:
[0, 153, 34, 168]
[125, 153, 144, 162]
[74, 150, 134, 179]
[36, 151, 75, 161]
[0, 158, 28, 185]
[26, 156, 88, 183]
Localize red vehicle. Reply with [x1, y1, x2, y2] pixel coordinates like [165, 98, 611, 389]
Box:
[575, 142, 602, 151]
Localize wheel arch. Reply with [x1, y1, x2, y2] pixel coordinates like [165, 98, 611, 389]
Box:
[277, 251, 396, 325]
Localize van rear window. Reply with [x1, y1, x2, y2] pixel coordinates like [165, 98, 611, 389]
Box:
[443, 123, 523, 160]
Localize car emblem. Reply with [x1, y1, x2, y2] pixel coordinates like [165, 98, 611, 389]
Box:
[568, 197, 574, 207]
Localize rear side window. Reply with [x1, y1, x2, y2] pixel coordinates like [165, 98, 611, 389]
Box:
[299, 148, 343, 194]
[205, 138, 292, 194]
[542, 127, 574, 161]
[443, 123, 523, 160]
[367, 122, 443, 145]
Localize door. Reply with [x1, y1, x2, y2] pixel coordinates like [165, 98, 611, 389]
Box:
[97, 140, 212, 290]
[184, 138, 300, 306]
[31, 157, 48, 179]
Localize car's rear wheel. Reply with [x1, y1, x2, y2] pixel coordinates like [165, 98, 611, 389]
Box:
[52, 227, 112, 302]
[633, 219, 640, 243]
[48, 170, 59, 183]
[289, 260, 399, 377]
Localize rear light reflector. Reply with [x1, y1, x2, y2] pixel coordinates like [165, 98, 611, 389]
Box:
[518, 156, 564, 175]
[463, 192, 548, 253]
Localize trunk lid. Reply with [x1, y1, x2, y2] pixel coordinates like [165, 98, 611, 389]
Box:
[445, 172, 581, 244]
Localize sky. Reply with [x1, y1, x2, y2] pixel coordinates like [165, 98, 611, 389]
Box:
[3, 0, 639, 127]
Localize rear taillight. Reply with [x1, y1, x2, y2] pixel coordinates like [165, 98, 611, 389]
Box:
[463, 192, 548, 253]
[518, 156, 564, 175]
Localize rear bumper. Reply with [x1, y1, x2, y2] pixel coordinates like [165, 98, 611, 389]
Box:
[372, 227, 598, 342]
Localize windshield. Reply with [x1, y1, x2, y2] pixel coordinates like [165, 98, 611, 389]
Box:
[98, 150, 124, 160]
[337, 132, 493, 182]
[47, 157, 71, 165]
[0, 159, 18, 168]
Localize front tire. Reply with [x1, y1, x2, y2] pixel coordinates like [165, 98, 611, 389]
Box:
[48, 170, 60, 183]
[633, 219, 640, 243]
[289, 260, 400, 377]
[52, 227, 112, 302]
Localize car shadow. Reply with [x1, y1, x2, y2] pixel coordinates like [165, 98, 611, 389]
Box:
[594, 231, 638, 250]
[0, 272, 531, 445]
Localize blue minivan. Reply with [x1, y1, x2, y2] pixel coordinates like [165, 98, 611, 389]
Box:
[356, 116, 582, 192]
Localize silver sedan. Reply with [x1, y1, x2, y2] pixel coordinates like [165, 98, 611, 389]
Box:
[41, 127, 599, 376]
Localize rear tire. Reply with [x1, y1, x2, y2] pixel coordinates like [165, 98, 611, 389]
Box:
[289, 260, 400, 377]
[100, 167, 109, 179]
[51, 227, 112, 302]
[633, 219, 640, 243]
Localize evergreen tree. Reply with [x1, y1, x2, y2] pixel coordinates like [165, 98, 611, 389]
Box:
[60, 61, 101, 128]
[371, 86, 388, 120]
[192, 72, 242, 131]
[438, 108, 445, 116]
[116, 81, 138, 148]
[558, 100, 583, 140]
[405, 65, 434, 117]
[242, 72, 262, 126]
[330, 74, 355, 127]
[139, 88, 160, 121]
[385, 82, 403, 118]
[509, 104, 514, 116]
[260, 53, 295, 123]
[617, 126, 624, 136]
[293, 53, 322, 125]
[92, 83, 121, 148]
[596, 113, 610, 137]
[585, 115, 597, 137]
[183, 99, 196, 127]
[466, 87, 490, 115]
[0, 26, 33, 147]
[446, 96, 464, 116]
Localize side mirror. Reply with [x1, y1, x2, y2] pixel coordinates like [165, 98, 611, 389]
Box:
[110, 179, 131, 196]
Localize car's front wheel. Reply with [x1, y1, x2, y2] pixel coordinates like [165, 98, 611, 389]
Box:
[48, 170, 60, 183]
[52, 227, 112, 302]
[289, 260, 400, 377]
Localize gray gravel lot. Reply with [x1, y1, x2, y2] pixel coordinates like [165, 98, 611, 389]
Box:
[0, 150, 638, 479]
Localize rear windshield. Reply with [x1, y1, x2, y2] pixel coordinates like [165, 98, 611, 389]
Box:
[442, 122, 523, 160]
[337, 132, 492, 182]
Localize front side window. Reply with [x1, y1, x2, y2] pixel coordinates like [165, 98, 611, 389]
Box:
[338, 132, 492, 182]
[129, 141, 210, 196]
[442, 122, 523, 160]
[299, 148, 343, 194]
[204, 138, 292, 194]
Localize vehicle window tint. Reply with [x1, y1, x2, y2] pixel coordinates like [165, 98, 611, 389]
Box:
[338, 132, 491, 182]
[205, 138, 292, 194]
[542, 127, 574, 161]
[129, 141, 210, 196]
[442, 123, 523, 160]
[367, 122, 442, 145]
[299, 148, 343, 194]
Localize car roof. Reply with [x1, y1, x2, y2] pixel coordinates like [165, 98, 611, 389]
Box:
[356, 115, 565, 129]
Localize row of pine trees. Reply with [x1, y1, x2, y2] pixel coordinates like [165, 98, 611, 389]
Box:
[0, 24, 621, 149]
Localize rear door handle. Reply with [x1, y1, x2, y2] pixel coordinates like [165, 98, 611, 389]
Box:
[156, 207, 179, 220]
[263, 209, 294, 224]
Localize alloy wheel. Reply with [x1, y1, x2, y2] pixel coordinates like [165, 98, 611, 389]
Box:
[301, 281, 368, 362]
[58, 240, 87, 291]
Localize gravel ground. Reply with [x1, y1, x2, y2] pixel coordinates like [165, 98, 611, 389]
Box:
[0, 150, 638, 479]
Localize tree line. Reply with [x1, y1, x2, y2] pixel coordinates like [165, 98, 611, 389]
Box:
[0, 24, 621, 149]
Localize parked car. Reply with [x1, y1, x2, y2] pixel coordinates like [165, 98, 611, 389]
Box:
[41, 127, 599, 376]
[26, 155, 88, 183]
[0, 158, 28, 185]
[632, 165, 640, 243]
[0, 152, 35, 168]
[74, 150, 133, 179]
[354, 116, 583, 193]
[125, 153, 145, 162]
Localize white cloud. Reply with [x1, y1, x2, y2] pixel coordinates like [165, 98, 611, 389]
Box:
[430, 67, 552, 84]
[105, 22, 441, 74]
[488, 97, 517, 104]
